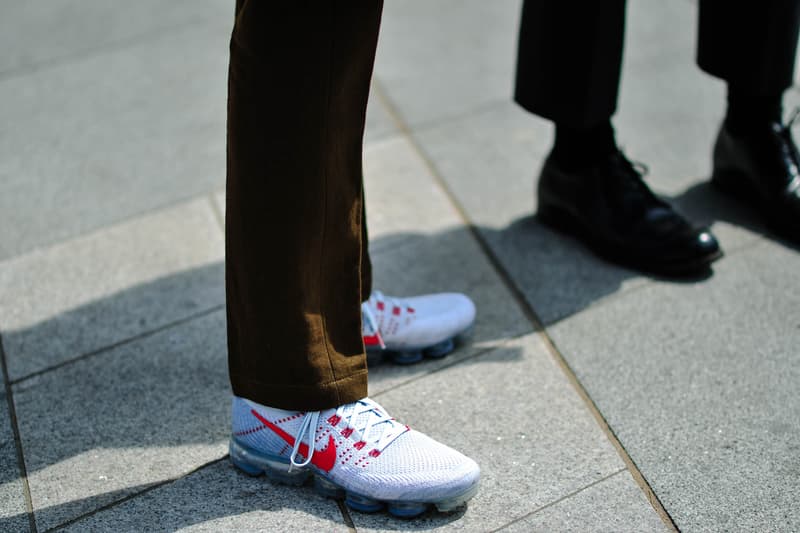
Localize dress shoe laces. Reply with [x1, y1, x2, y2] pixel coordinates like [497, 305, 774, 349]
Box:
[781, 107, 800, 175]
[631, 160, 650, 178]
[611, 152, 658, 206]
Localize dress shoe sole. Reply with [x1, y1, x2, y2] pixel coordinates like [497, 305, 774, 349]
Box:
[537, 203, 723, 276]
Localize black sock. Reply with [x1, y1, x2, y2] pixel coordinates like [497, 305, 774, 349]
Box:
[552, 120, 618, 171]
[725, 85, 783, 136]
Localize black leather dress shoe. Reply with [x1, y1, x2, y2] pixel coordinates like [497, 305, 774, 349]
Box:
[537, 151, 722, 276]
[711, 119, 800, 243]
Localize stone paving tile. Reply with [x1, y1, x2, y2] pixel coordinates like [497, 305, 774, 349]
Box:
[363, 136, 464, 255]
[367, 225, 532, 395]
[0, 389, 30, 533]
[12, 311, 229, 531]
[0, 198, 224, 381]
[413, 102, 548, 231]
[500, 471, 668, 533]
[0, 1, 231, 77]
[624, 0, 695, 74]
[548, 239, 800, 532]
[0, 20, 228, 260]
[366, 87, 400, 143]
[355, 333, 626, 532]
[59, 460, 348, 533]
[375, 0, 520, 127]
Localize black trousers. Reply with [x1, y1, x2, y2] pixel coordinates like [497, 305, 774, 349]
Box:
[515, 0, 800, 127]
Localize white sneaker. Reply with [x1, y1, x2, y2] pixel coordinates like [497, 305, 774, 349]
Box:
[230, 396, 480, 517]
[362, 290, 476, 364]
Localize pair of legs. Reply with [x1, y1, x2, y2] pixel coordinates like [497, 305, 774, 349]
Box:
[225, 1, 479, 517]
[516, 0, 800, 274]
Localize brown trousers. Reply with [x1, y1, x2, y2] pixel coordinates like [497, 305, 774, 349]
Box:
[226, 1, 384, 411]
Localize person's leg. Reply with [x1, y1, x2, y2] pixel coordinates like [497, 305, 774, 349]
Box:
[514, 0, 721, 276]
[515, 0, 624, 169]
[699, 0, 800, 241]
[698, 1, 800, 101]
[227, 1, 380, 411]
[225, 2, 480, 517]
[515, 0, 625, 129]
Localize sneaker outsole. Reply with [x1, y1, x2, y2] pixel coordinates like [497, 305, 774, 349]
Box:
[368, 325, 474, 366]
[230, 438, 478, 518]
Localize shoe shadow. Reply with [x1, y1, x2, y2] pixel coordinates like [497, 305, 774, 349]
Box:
[0, 463, 470, 532]
[667, 180, 800, 253]
[468, 214, 714, 328]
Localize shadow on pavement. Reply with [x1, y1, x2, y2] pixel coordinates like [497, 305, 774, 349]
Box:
[669, 179, 800, 253]
[0, 227, 524, 530]
[10, 184, 791, 528]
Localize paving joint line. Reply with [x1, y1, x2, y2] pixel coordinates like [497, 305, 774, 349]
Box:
[370, 86, 511, 136]
[371, 331, 534, 401]
[207, 192, 226, 233]
[372, 79, 679, 531]
[46, 456, 228, 532]
[490, 468, 627, 532]
[335, 500, 357, 532]
[10, 305, 224, 387]
[0, 191, 224, 268]
[539, 233, 794, 329]
[0, 334, 38, 532]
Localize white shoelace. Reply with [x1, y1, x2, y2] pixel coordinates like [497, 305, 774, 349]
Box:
[362, 291, 414, 349]
[288, 398, 408, 470]
[361, 303, 386, 349]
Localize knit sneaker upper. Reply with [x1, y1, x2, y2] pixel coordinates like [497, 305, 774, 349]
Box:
[231, 396, 480, 502]
[361, 290, 476, 351]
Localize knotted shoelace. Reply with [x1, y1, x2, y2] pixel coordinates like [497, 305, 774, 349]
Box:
[289, 398, 408, 470]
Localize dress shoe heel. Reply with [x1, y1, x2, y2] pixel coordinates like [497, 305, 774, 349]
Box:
[710, 122, 800, 243]
[711, 167, 754, 202]
[536, 202, 582, 237]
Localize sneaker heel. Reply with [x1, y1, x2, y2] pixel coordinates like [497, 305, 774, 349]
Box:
[390, 350, 424, 365]
[711, 168, 750, 200]
[229, 439, 264, 476]
[423, 338, 455, 359]
[229, 438, 309, 486]
[313, 475, 345, 499]
[537, 203, 578, 234]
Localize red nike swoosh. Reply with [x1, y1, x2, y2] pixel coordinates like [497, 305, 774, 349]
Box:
[250, 409, 337, 472]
